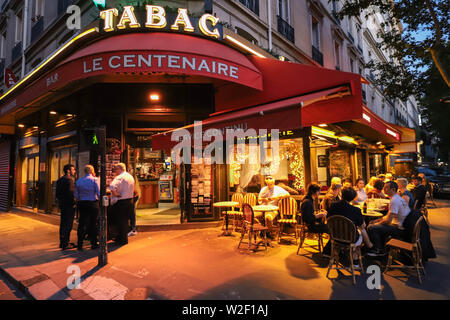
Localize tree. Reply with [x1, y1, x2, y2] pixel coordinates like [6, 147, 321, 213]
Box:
[336, 0, 449, 101]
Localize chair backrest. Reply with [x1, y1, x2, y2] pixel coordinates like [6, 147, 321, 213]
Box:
[242, 203, 255, 226]
[278, 197, 297, 220]
[243, 193, 257, 206]
[326, 215, 357, 244]
[412, 215, 424, 244]
[231, 193, 244, 209]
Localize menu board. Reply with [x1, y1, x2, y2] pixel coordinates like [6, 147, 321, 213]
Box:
[328, 150, 351, 179]
[190, 158, 212, 216]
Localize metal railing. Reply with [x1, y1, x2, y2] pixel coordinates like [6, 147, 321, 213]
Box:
[347, 32, 354, 43]
[277, 15, 295, 43]
[312, 45, 324, 66]
[12, 41, 22, 62]
[31, 17, 44, 43]
[238, 0, 259, 15]
[331, 10, 340, 24]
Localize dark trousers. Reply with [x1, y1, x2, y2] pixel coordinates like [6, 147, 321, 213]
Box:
[368, 224, 404, 250]
[115, 199, 133, 244]
[129, 196, 138, 231]
[307, 223, 331, 255]
[77, 201, 99, 247]
[59, 204, 75, 247]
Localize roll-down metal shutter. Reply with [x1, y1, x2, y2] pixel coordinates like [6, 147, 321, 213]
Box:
[0, 140, 11, 211]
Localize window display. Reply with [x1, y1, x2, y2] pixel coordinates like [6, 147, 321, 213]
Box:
[190, 157, 213, 217]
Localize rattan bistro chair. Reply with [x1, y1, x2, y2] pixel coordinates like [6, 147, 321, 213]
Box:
[225, 193, 244, 230]
[296, 214, 324, 255]
[277, 197, 299, 244]
[326, 215, 364, 285]
[385, 216, 426, 284]
[238, 203, 269, 254]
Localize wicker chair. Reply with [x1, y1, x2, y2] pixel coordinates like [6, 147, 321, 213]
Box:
[243, 193, 257, 206]
[225, 193, 244, 230]
[296, 214, 325, 255]
[326, 215, 364, 285]
[277, 197, 299, 244]
[385, 216, 426, 284]
[237, 203, 269, 254]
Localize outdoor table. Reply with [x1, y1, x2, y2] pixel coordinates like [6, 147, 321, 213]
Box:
[252, 205, 279, 247]
[213, 201, 239, 236]
[362, 211, 383, 224]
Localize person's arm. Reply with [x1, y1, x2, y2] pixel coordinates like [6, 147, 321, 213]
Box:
[94, 179, 100, 200]
[74, 181, 79, 201]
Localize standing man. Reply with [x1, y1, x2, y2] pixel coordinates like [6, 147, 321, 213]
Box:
[56, 164, 77, 250]
[411, 175, 427, 210]
[110, 163, 135, 246]
[75, 165, 100, 251]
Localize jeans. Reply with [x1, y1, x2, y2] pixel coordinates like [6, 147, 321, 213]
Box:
[59, 204, 75, 247]
[368, 224, 404, 250]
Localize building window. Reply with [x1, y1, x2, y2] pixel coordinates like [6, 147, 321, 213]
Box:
[349, 57, 355, 73]
[34, 0, 45, 20]
[278, 0, 290, 24]
[15, 10, 23, 44]
[0, 32, 6, 59]
[239, 0, 259, 15]
[311, 16, 320, 49]
[334, 41, 341, 70]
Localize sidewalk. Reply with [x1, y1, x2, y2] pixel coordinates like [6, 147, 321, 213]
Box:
[0, 201, 449, 300]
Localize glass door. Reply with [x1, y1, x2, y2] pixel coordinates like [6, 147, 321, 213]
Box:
[26, 155, 39, 208]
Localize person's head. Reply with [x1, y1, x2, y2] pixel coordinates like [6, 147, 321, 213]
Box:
[368, 176, 378, 186]
[383, 181, 399, 197]
[84, 165, 95, 176]
[373, 179, 385, 192]
[411, 175, 422, 186]
[64, 164, 76, 177]
[331, 177, 342, 185]
[418, 173, 427, 185]
[396, 178, 408, 190]
[306, 183, 321, 199]
[356, 178, 365, 190]
[250, 175, 260, 185]
[386, 173, 393, 181]
[378, 174, 386, 181]
[330, 183, 342, 196]
[113, 163, 127, 175]
[341, 187, 357, 203]
[265, 176, 275, 188]
[342, 178, 352, 189]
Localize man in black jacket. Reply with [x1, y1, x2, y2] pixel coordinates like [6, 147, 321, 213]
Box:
[56, 164, 77, 250]
[412, 176, 427, 210]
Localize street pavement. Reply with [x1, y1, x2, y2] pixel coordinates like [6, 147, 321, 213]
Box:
[0, 200, 449, 300]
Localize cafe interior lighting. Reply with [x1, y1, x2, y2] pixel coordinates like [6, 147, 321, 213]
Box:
[50, 111, 57, 115]
[18, 124, 25, 128]
[149, 93, 161, 102]
[311, 126, 358, 145]
[318, 123, 328, 127]
[225, 35, 266, 58]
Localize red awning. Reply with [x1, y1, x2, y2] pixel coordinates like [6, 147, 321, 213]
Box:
[0, 32, 263, 118]
[358, 106, 401, 142]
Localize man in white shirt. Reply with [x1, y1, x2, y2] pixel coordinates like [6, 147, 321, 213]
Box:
[367, 181, 411, 256]
[258, 176, 290, 235]
[109, 163, 135, 246]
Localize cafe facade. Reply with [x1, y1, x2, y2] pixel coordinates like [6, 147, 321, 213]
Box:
[0, 5, 414, 223]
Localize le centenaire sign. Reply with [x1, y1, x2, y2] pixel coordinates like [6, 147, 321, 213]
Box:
[100, 5, 222, 39]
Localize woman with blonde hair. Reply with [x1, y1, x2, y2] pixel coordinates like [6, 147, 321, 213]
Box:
[321, 182, 342, 212]
[365, 176, 378, 195]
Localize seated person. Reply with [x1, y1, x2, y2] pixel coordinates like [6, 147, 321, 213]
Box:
[366, 179, 387, 199]
[353, 178, 367, 205]
[342, 178, 353, 189]
[258, 176, 290, 232]
[301, 183, 328, 234]
[396, 178, 415, 210]
[364, 176, 378, 195]
[320, 183, 342, 212]
[327, 187, 374, 261]
[244, 175, 261, 193]
[411, 175, 427, 209]
[367, 181, 411, 256]
[385, 173, 394, 182]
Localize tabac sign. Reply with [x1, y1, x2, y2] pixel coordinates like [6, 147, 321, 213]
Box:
[99, 5, 223, 40]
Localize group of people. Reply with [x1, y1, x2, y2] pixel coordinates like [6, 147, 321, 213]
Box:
[299, 173, 430, 262]
[55, 163, 137, 251]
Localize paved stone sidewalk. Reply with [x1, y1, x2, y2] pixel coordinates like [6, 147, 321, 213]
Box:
[0, 201, 449, 300]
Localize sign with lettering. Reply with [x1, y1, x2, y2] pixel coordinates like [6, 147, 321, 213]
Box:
[4, 69, 17, 88]
[100, 6, 223, 40]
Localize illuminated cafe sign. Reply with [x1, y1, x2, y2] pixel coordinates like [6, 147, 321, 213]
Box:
[99, 6, 223, 40]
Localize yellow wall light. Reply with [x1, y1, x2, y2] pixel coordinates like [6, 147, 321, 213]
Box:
[225, 35, 266, 58]
[311, 126, 358, 145]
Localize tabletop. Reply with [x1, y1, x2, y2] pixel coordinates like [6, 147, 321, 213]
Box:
[362, 211, 383, 217]
[213, 201, 239, 208]
[252, 205, 279, 212]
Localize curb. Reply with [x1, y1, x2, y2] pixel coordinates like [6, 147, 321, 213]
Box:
[0, 266, 36, 300]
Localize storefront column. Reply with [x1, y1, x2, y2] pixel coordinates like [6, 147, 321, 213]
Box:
[303, 129, 312, 188]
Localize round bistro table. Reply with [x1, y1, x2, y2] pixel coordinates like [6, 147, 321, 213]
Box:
[213, 201, 239, 236]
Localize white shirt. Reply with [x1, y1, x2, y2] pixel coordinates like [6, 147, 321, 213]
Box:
[110, 171, 135, 204]
[259, 185, 289, 206]
[355, 188, 367, 204]
[389, 193, 411, 228]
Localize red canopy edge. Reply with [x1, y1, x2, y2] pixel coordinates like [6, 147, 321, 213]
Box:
[358, 106, 401, 142]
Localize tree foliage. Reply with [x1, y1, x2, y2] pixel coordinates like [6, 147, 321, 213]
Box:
[337, 0, 449, 101]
